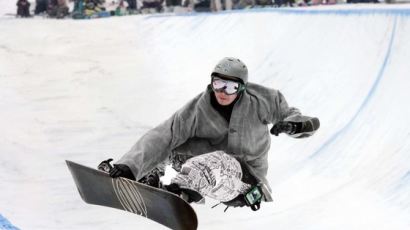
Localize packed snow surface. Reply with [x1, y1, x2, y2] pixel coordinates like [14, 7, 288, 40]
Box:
[1, 3, 410, 230]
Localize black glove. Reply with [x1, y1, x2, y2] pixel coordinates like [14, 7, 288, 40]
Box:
[270, 121, 302, 136]
[98, 159, 135, 180]
[109, 164, 136, 180]
[97, 158, 113, 172]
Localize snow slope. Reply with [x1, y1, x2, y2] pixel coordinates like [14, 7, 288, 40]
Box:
[1, 4, 410, 230]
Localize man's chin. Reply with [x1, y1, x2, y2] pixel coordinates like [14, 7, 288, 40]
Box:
[217, 99, 231, 106]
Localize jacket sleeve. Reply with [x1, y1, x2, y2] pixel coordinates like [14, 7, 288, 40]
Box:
[116, 109, 196, 180]
[274, 90, 320, 138]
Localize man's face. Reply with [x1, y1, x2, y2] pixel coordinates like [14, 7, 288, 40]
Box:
[214, 91, 238, 106]
[211, 76, 243, 106]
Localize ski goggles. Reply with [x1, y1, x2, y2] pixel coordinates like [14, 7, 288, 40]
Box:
[211, 77, 245, 95]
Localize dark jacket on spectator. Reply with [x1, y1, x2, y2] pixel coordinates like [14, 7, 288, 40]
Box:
[17, 0, 31, 17]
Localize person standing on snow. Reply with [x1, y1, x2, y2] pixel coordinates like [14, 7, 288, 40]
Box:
[17, 0, 31, 17]
[98, 57, 320, 210]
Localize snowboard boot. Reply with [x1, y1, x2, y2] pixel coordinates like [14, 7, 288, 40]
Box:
[164, 183, 203, 204]
[138, 168, 164, 188]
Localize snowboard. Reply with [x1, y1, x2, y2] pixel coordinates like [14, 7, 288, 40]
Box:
[66, 160, 198, 230]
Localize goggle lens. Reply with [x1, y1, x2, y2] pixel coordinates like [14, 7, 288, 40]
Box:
[212, 77, 241, 95]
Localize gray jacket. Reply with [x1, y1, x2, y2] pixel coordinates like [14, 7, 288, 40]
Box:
[117, 82, 318, 201]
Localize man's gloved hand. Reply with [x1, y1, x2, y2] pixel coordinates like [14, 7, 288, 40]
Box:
[97, 158, 136, 181]
[270, 121, 302, 136]
[109, 164, 136, 181]
[97, 158, 113, 172]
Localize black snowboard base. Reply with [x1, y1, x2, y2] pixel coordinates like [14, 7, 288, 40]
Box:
[66, 160, 198, 230]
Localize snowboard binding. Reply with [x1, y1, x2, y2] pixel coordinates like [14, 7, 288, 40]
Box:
[164, 183, 204, 204]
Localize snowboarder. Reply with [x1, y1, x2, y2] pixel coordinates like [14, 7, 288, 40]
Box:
[99, 57, 320, 211]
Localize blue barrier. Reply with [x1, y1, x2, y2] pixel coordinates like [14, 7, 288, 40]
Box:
[145, 7, 410, 19]
[0, 214, 19, 230]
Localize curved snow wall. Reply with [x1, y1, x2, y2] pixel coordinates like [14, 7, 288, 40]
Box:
[142, 10, 410, 227]
[0, 6, 410, 230]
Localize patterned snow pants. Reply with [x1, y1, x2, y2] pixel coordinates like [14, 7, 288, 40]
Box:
[171, 151, 251, 202]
